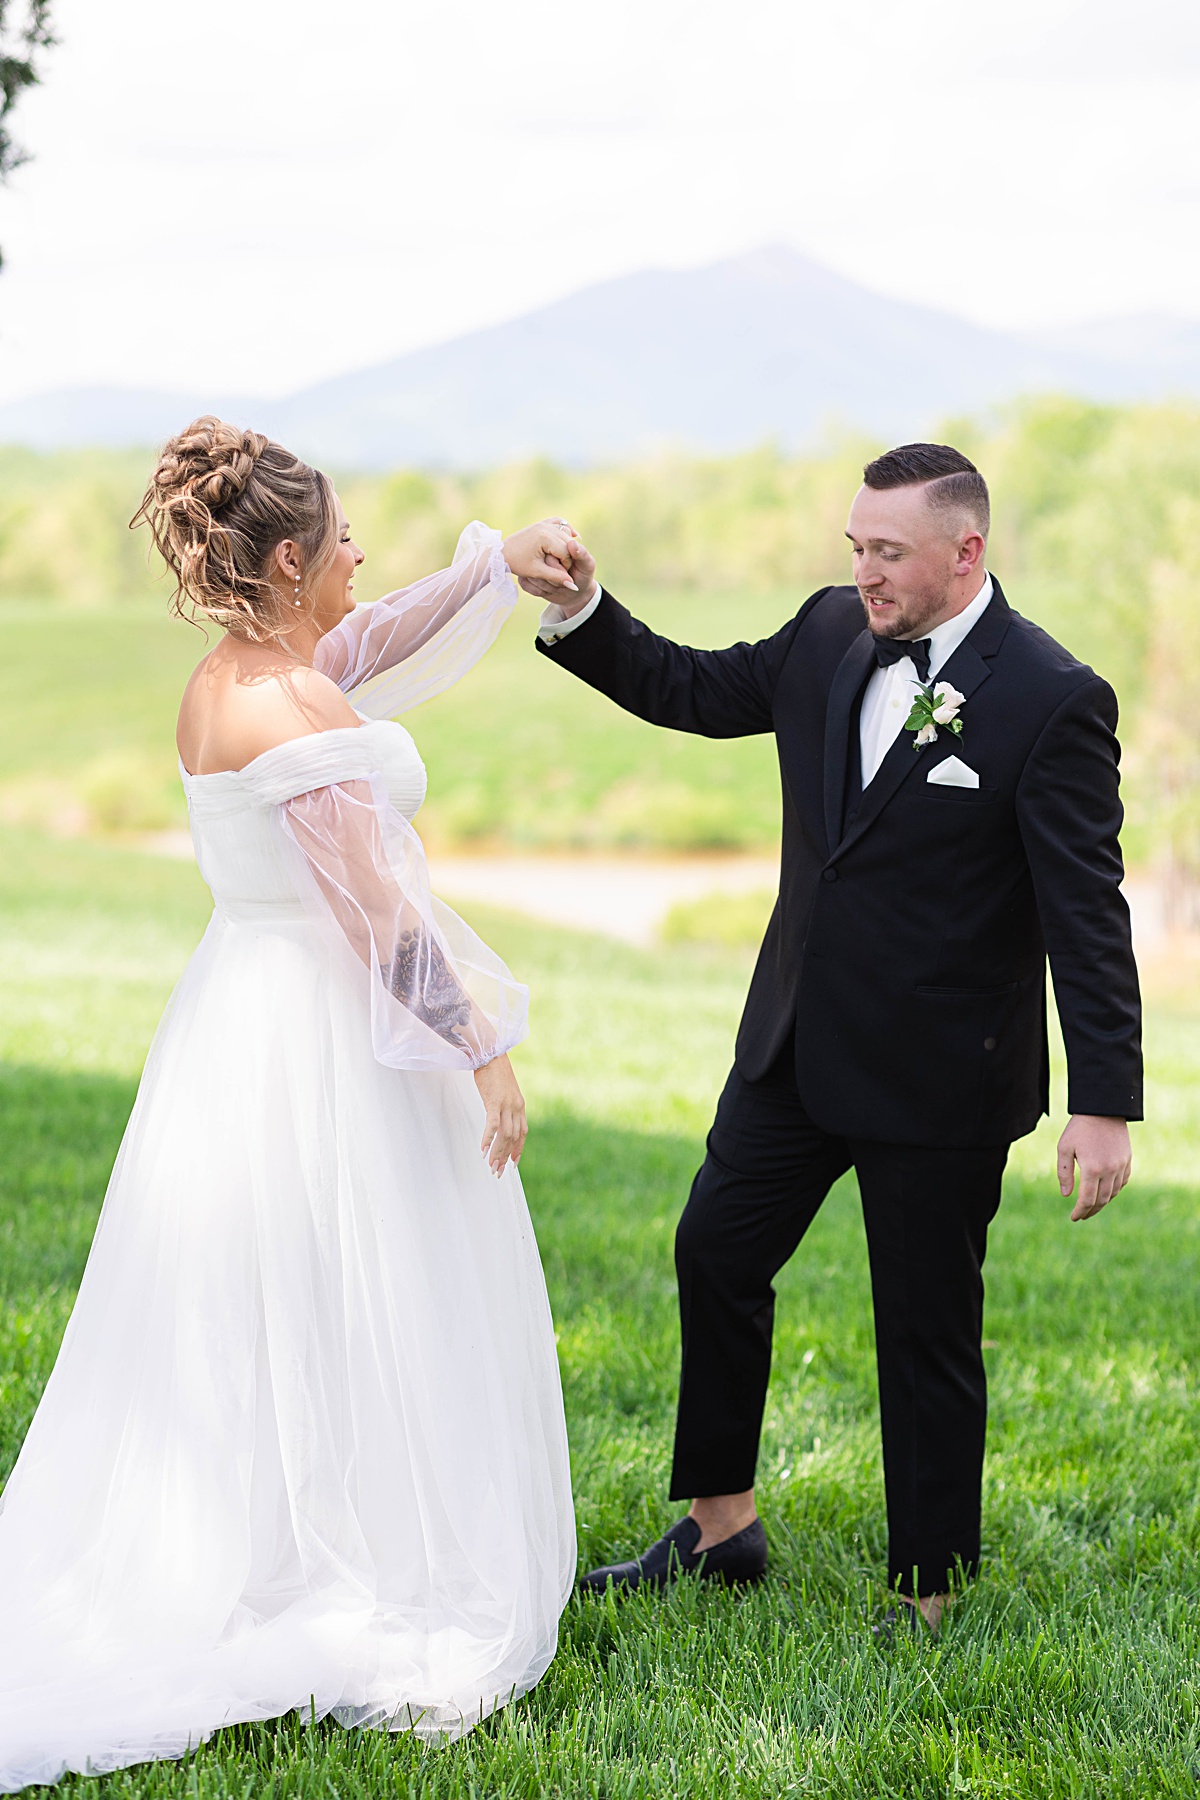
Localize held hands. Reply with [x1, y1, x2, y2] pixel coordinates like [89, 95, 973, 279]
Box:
[503, 520, 592, 603]
[507, 519, 598, 615]
[1057, 1114, 1132, 1221]
[473, 1053, 528, 1176]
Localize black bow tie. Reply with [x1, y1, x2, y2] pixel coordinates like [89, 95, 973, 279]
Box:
[873, 636, 932, 685]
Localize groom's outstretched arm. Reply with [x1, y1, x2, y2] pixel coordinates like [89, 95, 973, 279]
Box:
[534, 582, 816, 739]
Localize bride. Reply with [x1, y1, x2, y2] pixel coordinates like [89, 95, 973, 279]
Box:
[0, 418, 587, 1790]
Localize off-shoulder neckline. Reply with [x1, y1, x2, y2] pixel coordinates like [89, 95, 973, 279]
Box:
[179, 717, 405, 784]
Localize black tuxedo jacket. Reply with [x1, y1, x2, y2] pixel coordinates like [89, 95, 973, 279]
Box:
[537, 579, 1142, 1147]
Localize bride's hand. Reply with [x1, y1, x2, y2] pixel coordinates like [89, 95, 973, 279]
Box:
[517, 537, 598, 613]
[473, 1053, 528, 1175]
[503, 520, 593, 600]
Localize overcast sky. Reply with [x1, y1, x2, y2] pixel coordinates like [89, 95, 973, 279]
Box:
[0, 0, 1197, 404]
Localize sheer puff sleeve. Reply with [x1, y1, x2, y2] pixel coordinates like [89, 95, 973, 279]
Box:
[315, 522, 517, 720]
[280, 775, 529, 1072]
[236, 730, 527, 1073]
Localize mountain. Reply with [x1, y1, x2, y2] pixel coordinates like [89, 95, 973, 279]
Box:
[1023, 313, 1200, 391]
[0, 385, 256, 456]
[4, 248, 1200, 467]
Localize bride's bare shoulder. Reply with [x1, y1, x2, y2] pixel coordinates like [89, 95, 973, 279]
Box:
[178, 639, 360, 776]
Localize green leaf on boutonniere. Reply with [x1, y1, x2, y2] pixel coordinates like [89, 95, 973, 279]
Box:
[904, 680, 967, 748]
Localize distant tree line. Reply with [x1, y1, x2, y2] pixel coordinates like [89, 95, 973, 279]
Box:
[2, 395, 1200, 894]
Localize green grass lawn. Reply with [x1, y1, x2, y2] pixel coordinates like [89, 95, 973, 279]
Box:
[1, 826, 1199, 1796]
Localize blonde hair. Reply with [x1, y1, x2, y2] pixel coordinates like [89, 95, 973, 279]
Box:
[131, 416, 339, 640]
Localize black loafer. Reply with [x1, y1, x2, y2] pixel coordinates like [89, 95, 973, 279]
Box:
[579, 1516, 768, 1595]
[872, 1602, 927, 1644]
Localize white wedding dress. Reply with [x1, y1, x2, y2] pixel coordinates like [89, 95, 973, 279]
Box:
[0, 527, 575, 1791]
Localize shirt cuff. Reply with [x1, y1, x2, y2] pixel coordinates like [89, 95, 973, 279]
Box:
[536, 583, 602, 644]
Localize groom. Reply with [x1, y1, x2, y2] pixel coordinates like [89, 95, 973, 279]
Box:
[528, 444, 1141, 1630]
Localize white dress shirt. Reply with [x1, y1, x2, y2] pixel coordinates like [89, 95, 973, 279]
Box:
[537, 582, 604, 644]
[857, 573, 993, 786]
[540, 571, 995, 789]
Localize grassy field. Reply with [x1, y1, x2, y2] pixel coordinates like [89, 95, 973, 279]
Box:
[2, 819, 1200, 1797]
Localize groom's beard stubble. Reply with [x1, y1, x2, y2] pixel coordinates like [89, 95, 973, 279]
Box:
[857, 581, 954, 643]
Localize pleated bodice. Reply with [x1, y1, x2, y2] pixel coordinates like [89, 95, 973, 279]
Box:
[181, 720, 427, 921]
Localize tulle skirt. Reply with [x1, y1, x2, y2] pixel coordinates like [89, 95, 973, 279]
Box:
[0, 909, 575, 1791]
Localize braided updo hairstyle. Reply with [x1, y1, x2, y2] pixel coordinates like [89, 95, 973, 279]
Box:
[131, 416, 339, 641]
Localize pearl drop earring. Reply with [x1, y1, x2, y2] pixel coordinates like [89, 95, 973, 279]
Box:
[293, 577, 302, 607]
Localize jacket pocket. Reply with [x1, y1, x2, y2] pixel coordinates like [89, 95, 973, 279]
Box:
[922, 784, 999, 803]
[902, 982, 1029, 1136]
[916, 981, 1021, 997]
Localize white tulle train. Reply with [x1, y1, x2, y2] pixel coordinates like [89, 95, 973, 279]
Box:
[0, 894, 575, 1786]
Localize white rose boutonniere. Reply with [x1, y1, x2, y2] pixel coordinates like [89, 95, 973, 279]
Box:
[905, 682, 966, 750]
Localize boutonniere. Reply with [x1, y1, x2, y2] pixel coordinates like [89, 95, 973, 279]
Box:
[905, 682, 966, 749]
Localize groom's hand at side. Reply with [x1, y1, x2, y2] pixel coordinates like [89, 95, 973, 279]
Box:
[1057, 1114, 1132, 1222]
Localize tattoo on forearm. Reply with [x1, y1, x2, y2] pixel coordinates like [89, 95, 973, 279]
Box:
[385, 928, 473, 1044]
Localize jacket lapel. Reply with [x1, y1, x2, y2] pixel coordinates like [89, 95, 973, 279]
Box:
[823, 631, 876, 855]
[826, 583, 1013, 865]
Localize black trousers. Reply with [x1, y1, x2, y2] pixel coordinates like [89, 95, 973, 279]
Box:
[671, 1034, 1007, 1597]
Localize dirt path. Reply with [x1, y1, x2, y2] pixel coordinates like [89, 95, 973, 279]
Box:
[146, 830, 1172, 958]
[433, 854, 779, 946]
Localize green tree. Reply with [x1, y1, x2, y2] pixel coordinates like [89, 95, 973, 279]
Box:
[0, 0, 54, 262]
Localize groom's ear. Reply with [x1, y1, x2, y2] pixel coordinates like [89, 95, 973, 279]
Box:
[954, 531, 986, 576]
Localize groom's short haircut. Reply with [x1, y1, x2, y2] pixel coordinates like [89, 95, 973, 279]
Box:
[863, 443, 990, 541]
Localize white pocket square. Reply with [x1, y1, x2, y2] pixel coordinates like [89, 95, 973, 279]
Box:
[927, 755, 980, 789]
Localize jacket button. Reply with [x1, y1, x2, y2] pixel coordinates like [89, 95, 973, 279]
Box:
[984, 1037, 997, 1050]
[823, 868, 838, 883]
